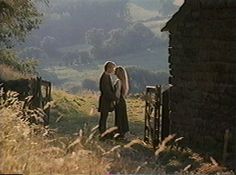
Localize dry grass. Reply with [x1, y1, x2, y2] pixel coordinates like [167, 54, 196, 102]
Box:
[155, 134, 176, 157]
[0, 89, 155, 174]
[0, 92, 109, 174]
[52, 90, 235, 174]
[0, 89, 234, 174]
[0, 64, 32, 81]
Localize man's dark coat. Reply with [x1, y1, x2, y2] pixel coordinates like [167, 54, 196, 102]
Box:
[98, 72, 116, 112]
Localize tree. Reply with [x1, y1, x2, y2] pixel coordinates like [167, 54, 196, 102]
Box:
[0, 0, 46, 48]
[103, 28, 124, 57]
[0, 49, 37, 74]
[62, 52, 80, 66]
[20, 47, 49, 61]
[79, 51, 91, 64]
[40, 36, 57, 56]
[85, 28, 106, 59]
[126, 67, 168, 93]
[86, 28, 106, 48]
[122, 23, 155, 51]
[103, 23, 157, 58]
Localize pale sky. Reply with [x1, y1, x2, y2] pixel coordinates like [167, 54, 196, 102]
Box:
[174, 0, 185, 6]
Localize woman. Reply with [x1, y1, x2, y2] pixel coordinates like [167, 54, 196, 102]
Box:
[114, 66, 129, 138]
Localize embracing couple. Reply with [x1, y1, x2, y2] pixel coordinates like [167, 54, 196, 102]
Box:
[98, 61, 129, 139]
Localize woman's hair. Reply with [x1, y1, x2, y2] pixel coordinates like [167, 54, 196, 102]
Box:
[115, 66, 129, 96]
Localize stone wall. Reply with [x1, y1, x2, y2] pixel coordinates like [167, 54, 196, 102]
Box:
[167, 2, 236, 161]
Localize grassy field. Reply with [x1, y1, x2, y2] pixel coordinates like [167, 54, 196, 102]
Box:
[0, 89, 234, 174]
[49, 90, 235, 174]
[1, 2, 233, 174]
[50, 90, 145, 137]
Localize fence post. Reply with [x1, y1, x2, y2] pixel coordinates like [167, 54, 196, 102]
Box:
[161, 88, 170, 140]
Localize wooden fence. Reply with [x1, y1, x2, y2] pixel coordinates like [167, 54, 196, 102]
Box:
[0, 77, 52, 125]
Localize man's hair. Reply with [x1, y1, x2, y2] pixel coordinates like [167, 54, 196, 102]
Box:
[104, 61, 116, 71]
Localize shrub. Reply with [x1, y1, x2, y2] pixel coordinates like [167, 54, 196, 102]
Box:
[126, 66, 169, 93]
[0, 49, 37, 75]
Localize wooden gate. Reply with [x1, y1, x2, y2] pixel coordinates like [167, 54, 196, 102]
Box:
[31, 77, 52, 125]
[144, 85, 170, 148]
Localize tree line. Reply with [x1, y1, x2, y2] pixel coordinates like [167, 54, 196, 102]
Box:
[81, 67, 168, 93]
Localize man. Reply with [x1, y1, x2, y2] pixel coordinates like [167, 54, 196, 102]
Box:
[98, 61, 117, 134]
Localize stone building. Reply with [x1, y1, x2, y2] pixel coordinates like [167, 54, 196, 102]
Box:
[161, 0, 236, 161]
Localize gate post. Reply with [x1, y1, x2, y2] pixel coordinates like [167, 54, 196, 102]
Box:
[144, 85, 171, 149]
[144, 86, 162, 149]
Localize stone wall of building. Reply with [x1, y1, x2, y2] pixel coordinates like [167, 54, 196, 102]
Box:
[167, 1, 236, 161]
